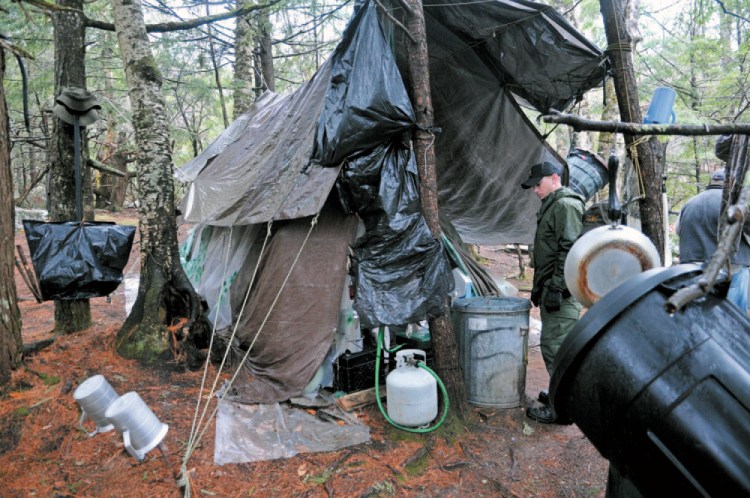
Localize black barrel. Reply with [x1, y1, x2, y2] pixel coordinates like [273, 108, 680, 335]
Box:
[550, 264, 750, 497]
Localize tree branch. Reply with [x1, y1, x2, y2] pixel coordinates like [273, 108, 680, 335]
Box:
[87, 158, 134, 178]
[374, 0, 414, 43]
[84, 0, 283, 33]
[542, 109, 750, 135]
[714, 0, 750, 23]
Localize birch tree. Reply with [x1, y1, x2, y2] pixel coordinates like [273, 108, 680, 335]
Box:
[110, 0, 205, 364]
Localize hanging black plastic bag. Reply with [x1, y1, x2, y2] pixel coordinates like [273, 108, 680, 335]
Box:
[310, 0, 415, 167]
[23, 220, 136, 301]
[341, 142, 453, 328]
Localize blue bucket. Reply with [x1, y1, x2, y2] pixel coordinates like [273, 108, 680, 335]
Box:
[643, 87, 676, 124]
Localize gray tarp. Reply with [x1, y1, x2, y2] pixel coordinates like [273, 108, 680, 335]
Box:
[179, 64, 338, 225]
[178, 0, 606, 245]
[177, 0, 607, 403]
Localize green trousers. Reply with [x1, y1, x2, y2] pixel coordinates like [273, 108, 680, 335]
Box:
[539, 288, 581, 375]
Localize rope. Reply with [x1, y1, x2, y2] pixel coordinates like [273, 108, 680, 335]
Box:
[608, 6, 649, 203]
[178, 213, 320, 496]
[178, 222, 272, 497]
[186, 226, 233, 453]
[628, 135, 649, 199]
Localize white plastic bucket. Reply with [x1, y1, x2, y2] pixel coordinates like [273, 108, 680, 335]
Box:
[104, 391, 168, 461]
[73, 375, 120, 436]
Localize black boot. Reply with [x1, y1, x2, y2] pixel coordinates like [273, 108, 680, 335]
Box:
[526, 405, 557, 423]
[526, 404, 573, 425]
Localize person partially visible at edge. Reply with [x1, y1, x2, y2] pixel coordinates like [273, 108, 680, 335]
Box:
[676, 168, 750, 311]
[521, 161, 584, 424]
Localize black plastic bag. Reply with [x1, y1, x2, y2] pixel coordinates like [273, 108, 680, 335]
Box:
[341, 142, 453, 328]
[23, 220, 136, 301]
[311, 0, 415, 167]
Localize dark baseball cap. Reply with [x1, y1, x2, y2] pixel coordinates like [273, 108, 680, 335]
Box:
[710, 170, 725, 183]
[521, 161, 561, 189]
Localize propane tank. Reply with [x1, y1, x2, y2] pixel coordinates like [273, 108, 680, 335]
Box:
[386, 349, 437, 427]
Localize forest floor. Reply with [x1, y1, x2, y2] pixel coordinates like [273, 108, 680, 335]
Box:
[1, 209, 609, 497]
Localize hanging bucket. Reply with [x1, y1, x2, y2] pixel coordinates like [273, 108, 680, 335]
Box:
[104, 392, 169, 462]
[550, 264, 750, 497]
[566, 148, 608, 202]
[73, 375, 120, 436]
[643, 87, 676, 124]
[452, 296, 530, 408]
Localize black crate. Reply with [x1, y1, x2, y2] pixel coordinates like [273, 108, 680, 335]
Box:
[333, 348, 386, 393]
[333, 346, 435, 393]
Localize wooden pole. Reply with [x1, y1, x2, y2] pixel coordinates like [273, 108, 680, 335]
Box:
[402, 0, 469, 419]
[599, 0, 666, 261]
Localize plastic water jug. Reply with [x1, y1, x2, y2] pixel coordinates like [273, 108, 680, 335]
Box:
[386, 349, 437, 427]
[643, 87, 676, 124]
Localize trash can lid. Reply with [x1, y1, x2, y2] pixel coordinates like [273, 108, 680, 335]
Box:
[452, 296, 531, 313]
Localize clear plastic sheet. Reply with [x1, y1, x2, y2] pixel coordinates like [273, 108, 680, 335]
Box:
[214, 399, 370, 465]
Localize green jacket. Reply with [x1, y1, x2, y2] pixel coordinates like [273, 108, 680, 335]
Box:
[532, 187, 584, 295]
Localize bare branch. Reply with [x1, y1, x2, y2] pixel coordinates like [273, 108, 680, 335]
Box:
[84, 0, 284, 33]
[714, 0, 750, 23]
[374, 0, 414, 43]
[542, 109, 750, 135]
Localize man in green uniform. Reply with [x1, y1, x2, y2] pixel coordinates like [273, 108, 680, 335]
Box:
[521, 161, 584, 423]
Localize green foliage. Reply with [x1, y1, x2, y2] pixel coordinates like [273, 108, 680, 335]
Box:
[2, 0, 351, 206]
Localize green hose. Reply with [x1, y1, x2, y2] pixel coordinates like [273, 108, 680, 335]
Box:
[374, 326, 450, 433]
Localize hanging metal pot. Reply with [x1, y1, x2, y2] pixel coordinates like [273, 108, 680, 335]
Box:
[564, 155, 661, 308]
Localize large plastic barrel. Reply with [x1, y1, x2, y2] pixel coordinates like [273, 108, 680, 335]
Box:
[550, 264, 750, 497]
[452, 296, 530, 408]
[567, 148, 608, 202]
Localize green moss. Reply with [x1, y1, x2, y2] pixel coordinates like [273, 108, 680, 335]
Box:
[129, 56, 162, 86]
[403, 454, 430, 477]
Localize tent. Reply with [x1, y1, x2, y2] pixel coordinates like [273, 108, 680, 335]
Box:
[176, 0, 607, 403]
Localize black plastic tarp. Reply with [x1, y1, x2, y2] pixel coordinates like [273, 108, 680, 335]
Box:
[338, 141, 453, 328]
[23, 220, 135, 301]
[311, 0, 415, 167]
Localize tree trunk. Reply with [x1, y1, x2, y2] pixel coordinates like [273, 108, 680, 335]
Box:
[402, 0, 469, 420]
[50, 0, 91, 333]
[600, 0, 665, 260]
[233, 1, 256, 117]
[205, 0, 229, 128]
[111, 0, 205, 366]
[256, 12, 275, 93]
[97, 131, 133, 211]
[0, 48, 24, 386]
